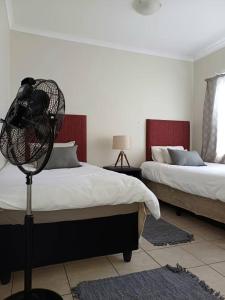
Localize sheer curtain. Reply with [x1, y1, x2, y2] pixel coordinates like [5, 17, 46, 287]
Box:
[202, 75, 225, 163]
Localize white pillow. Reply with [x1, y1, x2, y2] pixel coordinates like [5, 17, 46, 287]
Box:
[151, 146, 165, 163]
[0, 152, 7, 171]
[151, 146, 184, 163]
[161, 146, 185, 164]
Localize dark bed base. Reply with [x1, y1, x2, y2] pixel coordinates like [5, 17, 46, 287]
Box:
[0, 212, 138, 285]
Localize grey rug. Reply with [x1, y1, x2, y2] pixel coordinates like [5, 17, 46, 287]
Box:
[142, 216, 193, 246]
[72, 265, 224, 300]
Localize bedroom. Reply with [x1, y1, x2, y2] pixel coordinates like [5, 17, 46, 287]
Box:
[0, 0, 225, 299]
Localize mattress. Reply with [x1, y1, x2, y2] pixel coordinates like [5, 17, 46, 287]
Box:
[0, 203, 140, 225]
[141, 161, 225, 203]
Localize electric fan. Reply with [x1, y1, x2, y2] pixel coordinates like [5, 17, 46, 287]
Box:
[0, 77, 65, 300]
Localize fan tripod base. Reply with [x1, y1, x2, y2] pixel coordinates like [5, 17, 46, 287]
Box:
[5, 289, 63, 300]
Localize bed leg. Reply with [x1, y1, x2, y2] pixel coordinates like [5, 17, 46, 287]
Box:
[123, 251, 132, 262]
[0, 271, 11, 285]
[176, 209, 182, 216]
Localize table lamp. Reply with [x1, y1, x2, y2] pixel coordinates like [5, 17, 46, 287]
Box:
[113, 135, 131, 167]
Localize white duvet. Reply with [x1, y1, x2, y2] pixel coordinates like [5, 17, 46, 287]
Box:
[141, 161, 225, 203]
[0, 163, 160, 219]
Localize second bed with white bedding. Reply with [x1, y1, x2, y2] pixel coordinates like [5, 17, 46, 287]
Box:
[141, 161, 225, 203]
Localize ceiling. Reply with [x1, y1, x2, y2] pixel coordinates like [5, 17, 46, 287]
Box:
[5, 0, 225, 61]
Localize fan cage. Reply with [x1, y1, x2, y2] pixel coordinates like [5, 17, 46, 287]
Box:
[0, 79, 65, 166]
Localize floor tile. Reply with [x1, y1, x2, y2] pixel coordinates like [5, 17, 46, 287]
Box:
[160, 205, 208, 239]
[161, 204, 225, 241]
[133, 247, 144, 253]
[0, 281, 12, 299]
[185, 224, 225, 241]
[12, 264, 70, 296]
[189, 265, 224, 285]
[108, 251, 160, 275]
[161, 205, 198, 223]
[207, 278, 225, 297]
[210, 261, 225, 277]
[165, 215, 206, 230]
[148, 246, 203, 268]
[65, 257, 117, 287]
[189, 267, 225, 298]
[63, 294, 73, 300]
[139, 237, 170, 251]
[190, 233, 205, 242]
[215, 239, 225, 250]
[182, 241, 225, 264]
[180, 233, 204, 244]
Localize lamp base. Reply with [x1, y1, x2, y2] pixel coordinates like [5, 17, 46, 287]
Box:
[115, 151, 130, 167]
[5, 289, 63, 300]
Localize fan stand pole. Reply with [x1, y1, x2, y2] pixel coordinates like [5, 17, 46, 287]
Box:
[5, 173, 63, 300]
[24, 174, 33, 300]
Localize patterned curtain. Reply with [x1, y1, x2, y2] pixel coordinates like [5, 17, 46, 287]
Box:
[201, 75, 225, 163]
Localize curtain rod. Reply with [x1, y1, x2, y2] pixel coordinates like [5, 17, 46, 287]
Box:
[205, 73, 225, 81]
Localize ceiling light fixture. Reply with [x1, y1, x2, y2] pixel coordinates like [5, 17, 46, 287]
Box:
[133, 0, 162, 16]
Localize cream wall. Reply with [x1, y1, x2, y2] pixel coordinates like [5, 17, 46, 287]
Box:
[0, 0, 10, 117]
[193, 48, 225, 153]
[11, 31, 193, 166]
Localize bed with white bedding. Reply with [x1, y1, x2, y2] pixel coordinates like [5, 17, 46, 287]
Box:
[141, 161, 225, 203]
[0, 162, 159, 219]
[0, 162, 159, 284]
[144, 118, 225, 224]
[0, 162, 159, 238]
[0, 114, 160, 285]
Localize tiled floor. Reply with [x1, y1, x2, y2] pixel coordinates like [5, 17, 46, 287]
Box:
[1, 203, 225, 299]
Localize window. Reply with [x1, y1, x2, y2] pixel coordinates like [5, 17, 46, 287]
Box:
[215, 77, 225, 161]
[202, 74, 225, 163]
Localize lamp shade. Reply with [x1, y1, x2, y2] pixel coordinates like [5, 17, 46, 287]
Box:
[113, 135, 131, 150]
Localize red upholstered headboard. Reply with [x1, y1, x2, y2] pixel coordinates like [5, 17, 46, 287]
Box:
[55, 114, 87, 162]
[146, 119, 190, 161]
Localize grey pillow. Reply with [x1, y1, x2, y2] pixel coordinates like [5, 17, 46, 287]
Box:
[38, 145, 81, 170]
[168, 149, 206, 166]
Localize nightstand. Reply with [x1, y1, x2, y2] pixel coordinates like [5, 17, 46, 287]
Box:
[103, 166, 142, 180]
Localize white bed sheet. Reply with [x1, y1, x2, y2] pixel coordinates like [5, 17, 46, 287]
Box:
[141, 161, 225, 203]
[0, 163, 160, 219]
